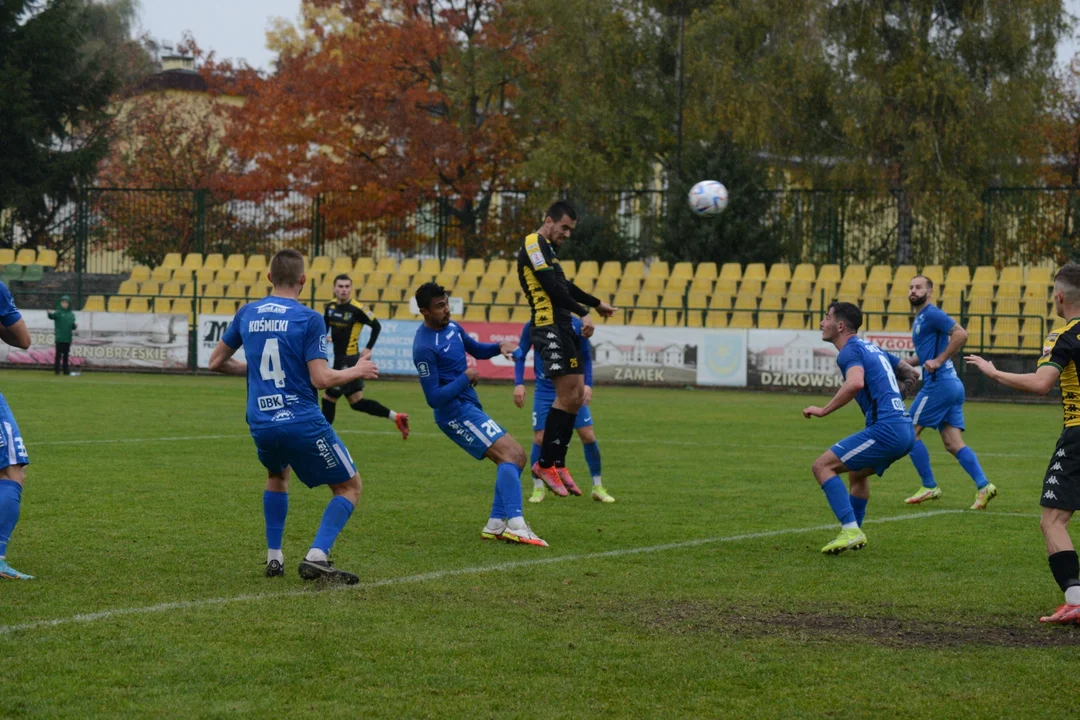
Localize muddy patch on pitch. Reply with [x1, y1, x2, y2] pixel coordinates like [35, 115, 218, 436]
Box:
[631, 600, 1080, 648]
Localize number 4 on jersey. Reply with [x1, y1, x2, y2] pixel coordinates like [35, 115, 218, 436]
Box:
[261, 338, 287, 388]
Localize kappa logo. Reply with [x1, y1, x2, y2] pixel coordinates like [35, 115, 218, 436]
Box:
[548, 342, 560, 349]
[550, 363, 562, 371]
[549, 352, 562, 360]
[1045, 490, 1059, 500]
[1058, 449, 1067, 458]
[546, 332, 557, 339]
[1048, 476, 1060, 485]
[1052, 463, 1064, 471]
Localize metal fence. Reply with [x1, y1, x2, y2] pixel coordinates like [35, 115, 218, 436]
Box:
[3, 186, 1080, 275]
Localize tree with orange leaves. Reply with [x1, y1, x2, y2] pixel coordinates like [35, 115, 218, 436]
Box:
[204, 0, 538, 259]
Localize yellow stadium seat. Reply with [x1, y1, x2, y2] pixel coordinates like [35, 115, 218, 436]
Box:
[767, 263, 791, 282]
[215, 268, 236, 285]
[462, 305, 486, 322]
[636, 292, 659, 309]
[719, 263, 742, 281]
[734, 293, 757, 311]
[381, 287, 404, 303]
[838, 278, 863, 298]
[203, 253, 224, 271]
[938, 297, 960, 316]
[867, 265, 892, 285]
[885, 299, 910, 316]
[694, 262, 718, 281]
[181, 253, 203, 271]
[325, 257, 350, 277]
[129, 265, 151, 282]
[150, 266, 173, 283]
[374, 258, 396, 274]
[967, 296, 993, 317]
[594, 276, 619, 295]
[998, 266, 1023, 285]
[788, 279, 812, 298]
[431, 258, 457, 276]
[160, 281, 185, 298]
[361, 272, 387, 290]
[709, 294, 733, 310]
[347, 257, 371, 275]
[558, 259, 575, 278]
[249, 282, 272, 299]
[687, 292, 708, 310]
[511, 306, 531, 322]
[689, 277, 713, 294]
[660, 291, 683, 309]
[756, 311, 779, 329]
[154, 298, 172, 313]
[397, 258, 420, 276]
[226, 283, 247, 300]
[627, 309, 653, 326]
[618, 277, 642, 295]
[967, 283, 994, 300]
[127, 298, 150, 313]
[705, 311, 729, 328]
[386, 303, 409, 320]
[307, 256, 330, 275]
[686, 310, 705, 328]
[665, 276, 689, 294]
[576, 278, 599, 295]
[759, 294, 783, 311]
[82, 295, 105, 312]
[494, 288, 518, 306]
[784, 295, 809, 313]
[606, 309, 626, 325]
[613, 291, 636, 309]
[235, 269, 257, 286]
[918, 264, 942, 286]
[171, 298, 192, 318]
[138, 282, 160, 297]
[214, 299, 240, 315]
[743, 263, 767, 281]
[893, 265, 917, 285]
[11, 249, 33, 266]
[888, 280, 910, 300]
[107, 296, 127, 312]
[816, 264, 840, 285]
[780, 313, 806, 330]
[639, 275, 664, 294]
[194, 267, 216, 287]
[486, 259, 509, 277]
[789, 264, 815, 283]
[841, 265, 867, 285]
[971, 266, 997, 285]
[862, 296, 886, 314]
[729, 312, 754, 329]
[600, 261, 623, 279]
[671, 262, 694, 280]
[863, 282, 887, 299]
[225, 254, 246, 272]
[386, 272, 411, 289]
[479, 273, 504, 291]
[648, 261, 669, 279]
[416, 258, 440, 276]
[996, 286, 1021, 305]
[810, 282, 837, 311]
[574, 261, 598, 281]
[944, 265, 970, 287]
[714, 278, 738, 296]
[469, 289, 493, 306]
[37, 249, 58, 268]
[453, 274, 478, 293]
[246, 255, 267, 272]
[117, 279, 139, 295]
[485, 306, 508, 323]
[885, 315, 910, 332]
[739, 279, 763, 297]
[1028, 266, 1053, 285]
[363, 302, 386, 319]
[160, 253, 182, 269]
[203, 282, 225, 299]
[864, 312, 885, 332]
[434, 271, 457, 289]
[762, 278, 786, 297]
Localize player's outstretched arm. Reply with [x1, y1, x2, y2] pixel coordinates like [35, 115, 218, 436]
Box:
[208, 340, 247, 376]
[0, 318, 30, 350]
[803, 366, 864, 418]
[964, 355, 1059, 395]
[461, 332, 509, 360]
[308, 357, 377, 390]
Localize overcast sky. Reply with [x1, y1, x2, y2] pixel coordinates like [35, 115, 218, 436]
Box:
[137, 0, 1080, 72]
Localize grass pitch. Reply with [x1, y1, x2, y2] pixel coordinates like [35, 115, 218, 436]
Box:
[0, 371, 1077, 718]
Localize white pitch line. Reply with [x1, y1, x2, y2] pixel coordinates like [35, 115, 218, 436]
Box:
[0, 509, 980, 637]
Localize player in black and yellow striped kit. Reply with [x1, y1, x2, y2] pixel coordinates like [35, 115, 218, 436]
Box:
[517, 201, 616, 495]
[322, 274, 410, 439]
[966, 262, 1080, 623]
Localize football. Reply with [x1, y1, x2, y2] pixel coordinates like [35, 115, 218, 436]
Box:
[688, 180, 729, 215]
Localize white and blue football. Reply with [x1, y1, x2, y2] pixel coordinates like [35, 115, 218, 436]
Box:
[688, 180, 729, 216]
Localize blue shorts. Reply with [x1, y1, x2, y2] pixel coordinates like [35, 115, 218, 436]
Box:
[831, 420, 915, 477]
[532, 386, 593, 432]
[0, 395, 29, 470]
[251, 419, 356, 488]
[437, 404, 508, 461]
[909, 379, 965, 431]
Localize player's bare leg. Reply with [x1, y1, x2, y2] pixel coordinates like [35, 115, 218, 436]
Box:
[483, 435, 547, 547]
[1040, 508, 1080, 623]
[263, 468, 289, 578]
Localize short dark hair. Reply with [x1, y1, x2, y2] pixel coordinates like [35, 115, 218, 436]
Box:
[333, 273, 351, 284]
[269, 248, 304, 288]
[912, 274, 934, 290]
[415, 281, 448, 310]
[828, 301, 862, 332]
[1055, 263, 1080, 303]
[546, 201, 577, 223]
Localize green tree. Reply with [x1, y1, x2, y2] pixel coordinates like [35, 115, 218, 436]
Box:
[0, 0, 124, 253]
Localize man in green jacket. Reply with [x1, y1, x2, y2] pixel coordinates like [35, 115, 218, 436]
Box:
[47, 295, 76, 375]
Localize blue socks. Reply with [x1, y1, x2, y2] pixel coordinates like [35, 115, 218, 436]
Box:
[956, 447, 989, 489]
[263, 490, 288, 551]
[583, 441, 602, 479]
[821, 476, 856, 526]
[496, 463, 524, 519]
[849, 495, 868, 527]
[311, 496, 354, 554]
[910, 440, 936, 488]
[530, 442, 541, 469]
[0, 479, 22, 557]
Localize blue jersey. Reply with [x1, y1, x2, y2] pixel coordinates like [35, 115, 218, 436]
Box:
[221, 296, 329, 430]
[911, 304, 958, 383]
[836, 337, 909, 426]
[413, 321, 503, 424]
[513, 318, 593, 388]
[0, 282, 21, 330]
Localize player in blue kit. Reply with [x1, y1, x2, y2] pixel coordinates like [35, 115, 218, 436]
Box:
[209, 249, 378, 584]
[902, 275, 997, 509]
[0, 281, 33, 580]
[412, 282, 548, 547]
[803, 302, 918, 554]
[513, 318, 614, 503]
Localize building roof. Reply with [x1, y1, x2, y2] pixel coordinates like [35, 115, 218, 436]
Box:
[135, 69, 208, 94]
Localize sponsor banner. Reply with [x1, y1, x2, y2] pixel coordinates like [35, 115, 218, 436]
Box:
[746, 329, 842, 391]
[590, 324, 700, 385]
[862, 331, 916, 361]
[0, 310, 188, 370]
[696, 330, 748, 387]
[197, 312, 423, 375]
[458, 321, 532, 381]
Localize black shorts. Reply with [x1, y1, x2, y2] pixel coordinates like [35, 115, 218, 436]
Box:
[531, 323, 582, 378]
[325, 354, 366, 399]
[1040, 426, 1080, 511]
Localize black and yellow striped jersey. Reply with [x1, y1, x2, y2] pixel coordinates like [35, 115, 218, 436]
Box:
[516, 232, 599, 327]
[323, 299, 380, 358]
[1039, 318, 1080, 427]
